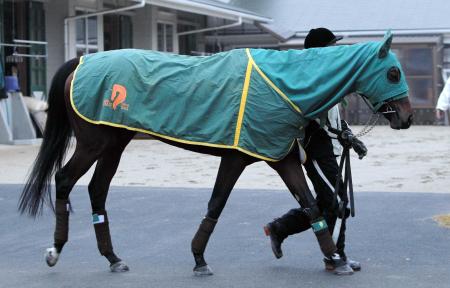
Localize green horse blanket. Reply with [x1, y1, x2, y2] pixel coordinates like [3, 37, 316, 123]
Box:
[71, 48, 306, 161]
[71, 38, 408, 161]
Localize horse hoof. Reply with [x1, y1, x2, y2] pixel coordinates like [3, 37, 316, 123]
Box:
[193, 264, 213, 276]
[110, 261, 130, 272]
[45, 247, 59, 267]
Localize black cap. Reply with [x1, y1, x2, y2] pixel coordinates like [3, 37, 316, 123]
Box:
[304, 28, 343, 49]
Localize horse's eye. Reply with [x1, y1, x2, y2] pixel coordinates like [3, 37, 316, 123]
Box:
[387, 66, 401, 83]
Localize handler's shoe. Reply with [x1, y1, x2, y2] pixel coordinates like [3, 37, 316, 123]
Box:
[346, 258, 361, 271]
[323, 256, 354, 275]
[263, 222, 285, 259]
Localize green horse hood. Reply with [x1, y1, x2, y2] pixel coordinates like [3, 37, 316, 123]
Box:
[355, 31, 409, 111]
[249, 30, 408, 118]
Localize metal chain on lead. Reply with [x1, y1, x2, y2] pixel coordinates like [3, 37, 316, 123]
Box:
[354, 113, 380, 138]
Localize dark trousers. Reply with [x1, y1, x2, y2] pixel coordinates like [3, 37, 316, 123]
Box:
[276, 121, 348, 258]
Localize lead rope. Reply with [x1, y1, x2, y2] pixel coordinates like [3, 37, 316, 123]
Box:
[354, 113, 380, 138]
[332, 112, 379, 217]
[331, 112, 380, 249]
[330, 145, 351, 251]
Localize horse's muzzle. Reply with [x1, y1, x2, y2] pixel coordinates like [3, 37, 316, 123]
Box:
[402, 114, 413, 129]
[391, 113, 412, 129]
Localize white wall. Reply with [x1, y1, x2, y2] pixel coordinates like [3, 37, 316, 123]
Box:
[45, 0, 69, 94]
[45, 0, 106, 93]
[132, 5, 153, 49]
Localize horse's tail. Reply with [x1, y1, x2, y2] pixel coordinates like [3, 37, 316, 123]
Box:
[19, 58, 80, 217]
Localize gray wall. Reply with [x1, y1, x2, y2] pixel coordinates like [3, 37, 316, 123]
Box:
[45, 0, 69, 95]
[132, 5, 153, 49]
[443, 34, 450, 71]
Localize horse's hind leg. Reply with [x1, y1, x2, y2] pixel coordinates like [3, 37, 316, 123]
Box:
[192, 151, 255, 276]
[46, 144, 101, 267]
[87, 134, 133, 272]
[266, 152, 340, 261]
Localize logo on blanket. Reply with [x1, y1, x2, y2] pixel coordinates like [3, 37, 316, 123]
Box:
[103, 84, 129, 111]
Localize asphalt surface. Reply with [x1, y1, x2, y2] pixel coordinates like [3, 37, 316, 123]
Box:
[1, 184, 450, 288]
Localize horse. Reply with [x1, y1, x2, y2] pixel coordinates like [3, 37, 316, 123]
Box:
[18, 31, 412, 275]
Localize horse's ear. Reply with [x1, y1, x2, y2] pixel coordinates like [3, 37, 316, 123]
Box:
[378, 30, 393, 58]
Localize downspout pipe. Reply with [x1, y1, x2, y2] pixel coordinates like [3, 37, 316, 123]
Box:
[64, 0, 145, 60]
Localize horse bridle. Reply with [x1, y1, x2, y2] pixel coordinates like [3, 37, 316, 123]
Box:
[359, 93, 397, 115]
[378, 101, 397, 115]
[353, 94, 397, 138]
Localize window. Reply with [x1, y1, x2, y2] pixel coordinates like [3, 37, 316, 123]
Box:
[178, 24, 197, 55]
[393, 46, 435, 107]
[28, 1, 47, 95]
[157, 22, 174, 52]
[120, 16, 133, 49]
[75, 10, 98, 57]
[104, 14, 133, 51]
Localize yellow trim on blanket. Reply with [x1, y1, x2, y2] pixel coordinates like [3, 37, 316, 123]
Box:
[69, 57, 278, 162]
[234, 58, 253, 146]
[245, 48, 302, 114]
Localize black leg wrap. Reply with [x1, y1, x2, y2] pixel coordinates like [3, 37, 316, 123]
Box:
[311, 217, 337, 258]
[302, 206, 337, 258]
[93, 210, 114, 257]
[277, 208, 311, 237]
[191, 217, 217, 256]
[54, 199, 70, 252]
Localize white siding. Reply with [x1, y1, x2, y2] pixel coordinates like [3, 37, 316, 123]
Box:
[45, 0, 69, 94]
[132, 5, 153, 49]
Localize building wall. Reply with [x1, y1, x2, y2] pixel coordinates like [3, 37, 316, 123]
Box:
[443, 34, 450, 71]
[45, 0, 69, 94]
[132, 5, 153, 49]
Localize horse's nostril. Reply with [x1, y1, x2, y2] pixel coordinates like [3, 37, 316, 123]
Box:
[403, 114, 413, 128]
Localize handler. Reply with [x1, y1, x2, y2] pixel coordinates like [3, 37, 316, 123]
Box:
[436, 76, 450, 120]
[264, 28, 367, 275]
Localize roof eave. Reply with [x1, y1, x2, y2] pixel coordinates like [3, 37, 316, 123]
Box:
[146, 0, 272, 24]
[255, 23, 295, 42]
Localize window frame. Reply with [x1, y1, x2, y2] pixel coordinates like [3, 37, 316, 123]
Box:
[75, 8, 99, 57]
[392, 43, 439, 108]
[152, 7, 178, 53]
[157, 20, 175, 53]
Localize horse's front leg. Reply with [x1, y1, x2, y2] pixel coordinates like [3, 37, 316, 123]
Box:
[191, 151, 255, 276]
[267, 152, 338, 260]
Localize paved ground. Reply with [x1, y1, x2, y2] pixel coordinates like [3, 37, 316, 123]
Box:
[1, 184, 450, 288]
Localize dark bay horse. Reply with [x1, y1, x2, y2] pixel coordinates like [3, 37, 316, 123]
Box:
[19, 32, 412, 275]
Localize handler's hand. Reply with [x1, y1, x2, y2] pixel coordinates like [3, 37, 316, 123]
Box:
[436, 109, 445, 119]
[337, 121, 354, 148]
[338, 120, 368, 159]
[351, 137, 367, 159]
